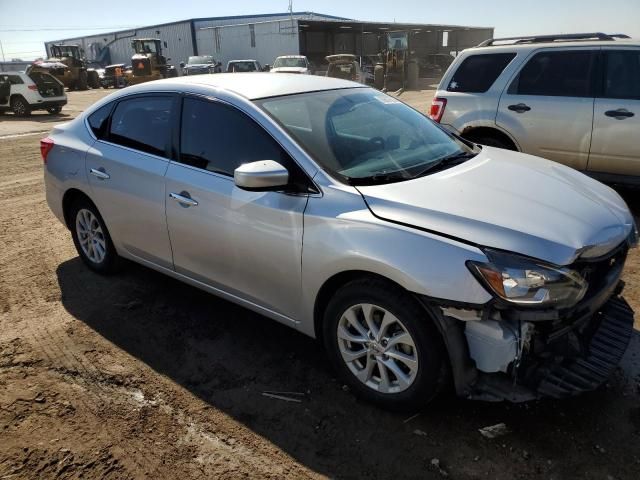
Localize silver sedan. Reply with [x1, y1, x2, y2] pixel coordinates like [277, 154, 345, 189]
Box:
[43, 73, 636, 410]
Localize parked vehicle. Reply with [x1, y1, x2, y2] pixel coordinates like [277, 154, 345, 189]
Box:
[180, 55, 222, 75]
[100, 64, 128, 89]
[28, 44, 100, 90]
[270, 55, 312, 74]
[0, 70, 67, 116]
[127, 39, 178, 85]
[43, 74, 636, 410]
[325, 54, 365, 83]
[430, 32, 640, 185]
[226, 60, 263, 73]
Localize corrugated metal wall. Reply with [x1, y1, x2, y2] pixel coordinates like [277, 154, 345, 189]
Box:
[195, 19, 300, 69]
[45, 21, 194, 70]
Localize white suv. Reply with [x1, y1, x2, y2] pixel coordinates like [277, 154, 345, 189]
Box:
[430, 33, 640, 185]
[0, 71, 67, 116]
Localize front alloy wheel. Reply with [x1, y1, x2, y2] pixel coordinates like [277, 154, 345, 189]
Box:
[324, 278, 444, 411]
[337, 303, 418, 393]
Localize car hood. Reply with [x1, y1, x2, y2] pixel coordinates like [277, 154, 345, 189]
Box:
[356, 147, 634, 265]
[270, 67, 308, 74]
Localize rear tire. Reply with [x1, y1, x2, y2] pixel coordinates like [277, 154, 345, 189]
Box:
[10, 96, 30, 116]
[69, 198, 122, 274]
[323, 278, 445, 411]
[87, 70, 100, 89]
[47, 106, 62, 115]
[77, 70, 88, 91]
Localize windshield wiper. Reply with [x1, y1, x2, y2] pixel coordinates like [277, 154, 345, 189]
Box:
[344, 171, 410, 186]
[411, 151, 476, 178]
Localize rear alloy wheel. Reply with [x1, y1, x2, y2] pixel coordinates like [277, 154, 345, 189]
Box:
[324, 278, 444, 411]
[70, 199, 121, 274]
[11, 96, 30, 116]
[47, 106, 62, 115]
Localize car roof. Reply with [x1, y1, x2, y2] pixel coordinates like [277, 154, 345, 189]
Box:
[464, 39, 639, 54]
[276, 55, 306, 58]
[0, 71, 25, 75]
[228, 59, 258, 63]
[122, 72, 364, 100]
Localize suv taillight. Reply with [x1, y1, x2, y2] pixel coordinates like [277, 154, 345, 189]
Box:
[28, 84, 38, 91]
[40, 137, 54, 164]
[429, 97, 447, 123]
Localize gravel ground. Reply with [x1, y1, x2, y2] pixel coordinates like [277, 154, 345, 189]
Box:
[0, 87, 639, 479]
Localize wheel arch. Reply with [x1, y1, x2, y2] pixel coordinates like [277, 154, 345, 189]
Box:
[62, 188, 97, 230]
[461, 125, 520, 151]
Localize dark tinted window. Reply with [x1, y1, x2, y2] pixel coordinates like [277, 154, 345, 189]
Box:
[88, 103, 113, 138]
[0, 74, 23, 85]
[604, 50, 640, 100]
[179, 98, 290, 176]
[447, 53, 516, 92]
[109, 96, 173, 157]
[514, 51, 595, 97]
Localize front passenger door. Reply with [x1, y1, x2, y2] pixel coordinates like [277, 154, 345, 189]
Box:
[496, 49, 597, 170]
[165, 97, 312, 321]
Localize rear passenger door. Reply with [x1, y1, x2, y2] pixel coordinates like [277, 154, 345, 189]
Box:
[496, 49, 598, 170]
[85, 95, 176, 269]
[588, 48, 640, 177]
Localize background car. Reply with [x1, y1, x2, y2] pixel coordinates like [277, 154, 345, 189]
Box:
[430, 32, 640, 185]
[180, 55, 222, 75]
[325, 54, 365, 83]
[270, 55, 313, 74]
[226, 59, 263, 72]
[0, 70, 67, 116]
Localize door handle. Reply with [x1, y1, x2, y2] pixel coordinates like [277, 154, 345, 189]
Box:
[89, 168, 110, 180]
[169, 191, 198, 207]
[508, 103, 531, 113]
[605, 109, 634, 119]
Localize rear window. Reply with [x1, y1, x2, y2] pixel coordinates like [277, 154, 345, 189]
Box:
[447, 53, 516, 93]
[512, 50, 596, 97]
[0, 74, 24, 85]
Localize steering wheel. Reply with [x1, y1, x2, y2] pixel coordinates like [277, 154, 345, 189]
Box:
[369, 136, 386, 150]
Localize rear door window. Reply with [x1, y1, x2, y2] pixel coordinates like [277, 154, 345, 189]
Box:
[602, 50, 640, 100]
[108, 96, 174, 157]
[88, 103, 114, 139]
[512, 50, 597, 97]
[447, 53, 516, 92]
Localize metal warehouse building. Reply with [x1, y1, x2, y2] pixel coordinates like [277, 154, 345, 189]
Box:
[45, 11, 493, 72]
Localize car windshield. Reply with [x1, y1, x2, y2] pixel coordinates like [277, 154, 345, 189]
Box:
[273, 57, 306, 68]
[228, 61, 256, 72]
[188, 56, 214, 64]
[257, 88, 475, 185]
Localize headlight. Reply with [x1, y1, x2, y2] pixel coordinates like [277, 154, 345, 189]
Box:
[467, 249, 587, 309]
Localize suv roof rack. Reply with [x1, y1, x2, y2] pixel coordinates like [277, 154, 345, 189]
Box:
[477, 32, 631, 47]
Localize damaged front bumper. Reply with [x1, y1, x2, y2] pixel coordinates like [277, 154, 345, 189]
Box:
[421, 244, 635, 402]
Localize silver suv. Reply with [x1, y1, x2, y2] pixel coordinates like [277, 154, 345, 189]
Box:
[44, 74, 636, 410]
[430, 33, 640, 185]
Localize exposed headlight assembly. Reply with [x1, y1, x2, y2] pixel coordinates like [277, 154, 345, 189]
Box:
[468, 249, 587, 309]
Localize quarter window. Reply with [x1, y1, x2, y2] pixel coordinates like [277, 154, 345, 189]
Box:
[87, 103, 113, 139]
[603, 50, 640, 100]
[513, 51, 596, 97]
[447, 53, 516, 93]
[0, 74, 24, 85]
[108, 96, 174, 157]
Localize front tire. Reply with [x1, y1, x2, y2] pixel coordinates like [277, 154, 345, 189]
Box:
[323, 278, 445, 411]
[69, 199, 121, 274]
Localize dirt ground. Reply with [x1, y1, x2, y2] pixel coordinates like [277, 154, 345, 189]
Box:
[1, 87, 639, 479]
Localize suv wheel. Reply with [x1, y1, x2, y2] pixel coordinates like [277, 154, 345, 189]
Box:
[11, 96, 31, 116]
[323, 278, 444, 411]
[70, 199, 121, 274]
[47, 106, 62, 115]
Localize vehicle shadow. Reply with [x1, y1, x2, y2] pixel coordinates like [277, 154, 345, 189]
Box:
[54, 256, 640, 478]
[0, 112, 72, 122]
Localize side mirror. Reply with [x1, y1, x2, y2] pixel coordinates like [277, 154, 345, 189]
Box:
[179, 62, 185, 68]
[234, 160, 289, 191]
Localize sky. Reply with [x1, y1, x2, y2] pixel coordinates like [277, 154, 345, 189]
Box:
[1, 0, 639, 61]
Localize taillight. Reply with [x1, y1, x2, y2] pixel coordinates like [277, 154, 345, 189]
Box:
[40, 137, 54, 164]
[429, 97, 447, 123]
[28, 84, 38, 91]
